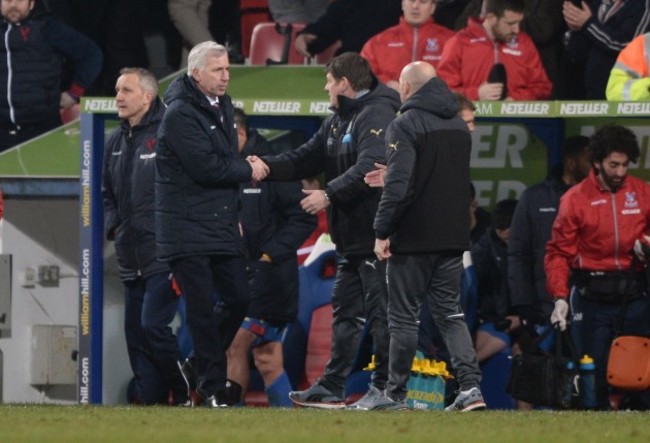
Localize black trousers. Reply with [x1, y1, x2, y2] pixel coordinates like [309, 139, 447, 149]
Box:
[170, 254, 249, 398]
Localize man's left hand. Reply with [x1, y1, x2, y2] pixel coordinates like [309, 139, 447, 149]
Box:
[374, 238, 391, 261]
[301, 189, 330, 214]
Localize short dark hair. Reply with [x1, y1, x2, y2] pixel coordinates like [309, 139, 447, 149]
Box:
[562, 135, 590, 162]
[454, 92, 476, 112]
[326, 52, 374, 91]
[485, 0, 525, 17]
[233, 107, 247, 131]
[588, 124, 640, 165]
[492, 198, 518, 230]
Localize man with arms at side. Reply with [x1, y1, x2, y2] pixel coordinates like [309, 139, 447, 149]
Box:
[226, 108, 316, 407]
[361, 0, 455, 90]
[155, 41, 268, 408]
[103, 68, 189, 405]
[371, 61, 484, 411]
[251, 52, 401, 409]
[546, 124, 650, 410]
[437, 0, 551, 101]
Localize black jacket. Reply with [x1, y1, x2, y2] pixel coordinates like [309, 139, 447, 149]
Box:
[0, 12, 101, 128]
[103, 98, 167, 281]
[374, 77, 471, 253]
[239, 131, 316, 324]
[472, 229, 510, 322]
[155, 75, 253, 261]
[262, 79, 400, 256]
[507, 175, 570, 323]
[302, 0, 401, 55]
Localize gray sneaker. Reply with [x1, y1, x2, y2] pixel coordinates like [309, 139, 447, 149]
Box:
[445, 387, 486, 412]
[359, 389, 409, 411]
[288, 383, 346, 409]
[347, 384, 383, 410]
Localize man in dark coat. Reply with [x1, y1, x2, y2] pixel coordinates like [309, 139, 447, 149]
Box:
[251, 52, 401, 409]
[102, 67, 188, 405]
[155, 41, 268, 408]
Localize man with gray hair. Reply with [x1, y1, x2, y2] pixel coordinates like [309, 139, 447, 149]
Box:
[155, 41, 268, 408]
[103, 67, 189, 405]
[371, 61, 485, 411]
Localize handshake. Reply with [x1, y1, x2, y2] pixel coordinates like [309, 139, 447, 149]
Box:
[246, 155, 269, 182]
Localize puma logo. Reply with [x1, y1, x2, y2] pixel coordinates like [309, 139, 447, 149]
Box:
[370, 128, 383, 136]
[388, 141, 399, 150]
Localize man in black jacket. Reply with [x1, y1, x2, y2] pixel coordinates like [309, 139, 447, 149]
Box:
[226, 108, 316, 407]
[0, 0, 102, 151]
[252, 52, 400, 409]
[372, 61, 484, 411]
[103, 67, 188, 405]
[155, 41, 268, 408]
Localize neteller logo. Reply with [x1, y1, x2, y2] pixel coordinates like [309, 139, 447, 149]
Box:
[83, 99, 117, 113]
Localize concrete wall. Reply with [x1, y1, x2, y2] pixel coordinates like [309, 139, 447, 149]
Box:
[0, 198, 131, 404]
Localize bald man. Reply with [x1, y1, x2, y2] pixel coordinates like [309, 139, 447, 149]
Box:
[368, 62, 485, 411]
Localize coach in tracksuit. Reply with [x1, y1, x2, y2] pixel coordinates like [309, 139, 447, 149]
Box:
[373, 62, 484, 411]
[103, 68, 187, 405]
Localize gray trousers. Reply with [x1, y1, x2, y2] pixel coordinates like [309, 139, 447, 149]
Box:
[386, 252, 481, 401]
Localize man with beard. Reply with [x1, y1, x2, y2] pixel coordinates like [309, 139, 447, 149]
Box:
[546, 124, 650, 410]
[436, 0, 551, 100]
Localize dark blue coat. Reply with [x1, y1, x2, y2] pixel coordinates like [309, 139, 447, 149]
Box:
[239, 131, 316, 324]
[155, 75, 253, 261]
[103, 98, 167, 281]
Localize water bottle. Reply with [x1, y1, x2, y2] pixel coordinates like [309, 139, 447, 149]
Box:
[580, 355, 597, 409]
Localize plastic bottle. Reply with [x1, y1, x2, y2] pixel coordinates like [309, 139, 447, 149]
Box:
[580, 355, 597, 409]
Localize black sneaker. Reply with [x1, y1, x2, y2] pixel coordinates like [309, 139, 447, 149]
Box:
[288, 383, 345, 409]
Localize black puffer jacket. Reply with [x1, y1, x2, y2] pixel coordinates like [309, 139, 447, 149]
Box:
[239, 131, 316, 324]
[155, 75, 253, 261]
[103, 98, 167, 282]
[472, 229, 510, 322]
[374, 77, 471, 253]
[263, 78, 400, 256]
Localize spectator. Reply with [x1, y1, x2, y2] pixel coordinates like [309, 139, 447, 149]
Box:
[225, 108, 316, 407]
[0, 0, 102, 152]
[454, 0, 565, 95]
[168, 0, 214, 66]
[606, 32, 650, 101]
[268, 0, 329, 24]
[508, 135, 590, 340]
[472, 199, 518, 363]
[371, 61, 484, 411]
[102, 67, 188, 406]
[251, 52, 401, 410]
[155, 41, 268, 408]
[563, 0, 650, 99]
[437, 0, 552, 101]
[546, 124, 650, 410]
[361, 0, 455, 90]
[294, 0, 402, 58]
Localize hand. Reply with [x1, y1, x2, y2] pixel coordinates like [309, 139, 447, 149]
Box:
[59, 91, 77, 109]
[294, 33, 317, 57]
[477, 82, 504, 101]
[301, 189, 330, 214]
[247, 156, 269, 181]
[374, 238, 391, 261]
[633, 235, 650, 261]
[550, 298, 569, 331]
[505, 315, 521, 332]
[385, 80, 399, 91]
[563, 1, 591, 31]
[364, 163, 387, 188]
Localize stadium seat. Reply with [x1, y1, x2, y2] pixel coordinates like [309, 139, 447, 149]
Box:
[249, 22, 307, 65]
[312, 40, 341, 65]
[240, 0, 272, 58]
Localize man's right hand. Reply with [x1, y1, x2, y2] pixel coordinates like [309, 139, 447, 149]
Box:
[550, 298, 569, 331]
[364, 163, 387, 188]
[295, 33, 317, 57]
[247, 155, 269, 181]
[478, 82, 504, 101]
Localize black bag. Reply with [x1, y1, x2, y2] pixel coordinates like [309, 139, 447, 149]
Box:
[506, 324, 580, 408]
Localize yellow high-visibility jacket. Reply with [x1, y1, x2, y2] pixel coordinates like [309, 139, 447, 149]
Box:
[606, 33, 650, 100]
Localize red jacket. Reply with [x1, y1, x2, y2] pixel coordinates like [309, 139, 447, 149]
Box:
[437, 18, 551, 100]
[361, 17, 455, 85]
[545, 169, 650, 298]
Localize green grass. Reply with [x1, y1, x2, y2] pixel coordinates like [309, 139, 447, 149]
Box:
[1, 406, 649, 443]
